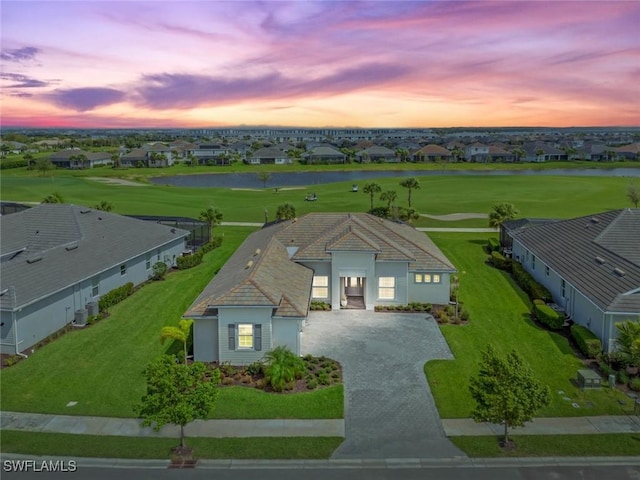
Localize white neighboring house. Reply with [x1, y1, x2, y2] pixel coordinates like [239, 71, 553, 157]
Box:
[506, 209, 640, 352]
[186, 212, 456, 364]
[0, 204, 189, 355]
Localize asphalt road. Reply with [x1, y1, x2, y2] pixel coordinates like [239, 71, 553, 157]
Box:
[3, 464, 640, 480]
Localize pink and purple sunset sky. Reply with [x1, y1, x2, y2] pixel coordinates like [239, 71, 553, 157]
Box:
[1, 1, 639, 129]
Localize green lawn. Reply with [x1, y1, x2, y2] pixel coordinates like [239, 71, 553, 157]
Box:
[0, 431, 343, 459]
[1, 171, 634, 225]
[0, 226, 343, 419]
[425, 233, 630, 418]
[450, 434, 640, 457]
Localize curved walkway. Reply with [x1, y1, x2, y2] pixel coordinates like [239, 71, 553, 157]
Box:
[420, 212, 488, 221]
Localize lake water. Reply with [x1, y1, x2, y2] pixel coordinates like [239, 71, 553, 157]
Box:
[150, 168, 640, 189]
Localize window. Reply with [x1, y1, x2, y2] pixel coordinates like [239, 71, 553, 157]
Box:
[561, 279, 566, 298]
[414, 273, 441, 284]
[146, 253, 151, 270]
[312, 276, 329, 298]
[238, 324, 253, 348]
[120, 264, 127, 276]
[531, 255, 536, 270]
[157, 249, 161, 261]
[545, 266, 550, 277]
[378, 277, 395, 299]
[92, 277, 99, 297]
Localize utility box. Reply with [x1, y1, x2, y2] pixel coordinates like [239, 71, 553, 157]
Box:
[577, 369, 601, 389]
[74, 308, 88, 326]
[86, 301, 99, 317]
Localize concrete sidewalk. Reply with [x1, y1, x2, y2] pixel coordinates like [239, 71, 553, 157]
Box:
[442, 415, 640, 436]
[0, 411, 344, 438]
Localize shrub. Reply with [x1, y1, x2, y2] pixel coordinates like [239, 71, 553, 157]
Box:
[246, 361, 264, 376]
[318, 373, 331, 385]
[200, 236, 223, 254]
[98, 282, 134, 311]
[176, 252, 203, 270]
[4, 355, 20, 367]
[255, 378, 267, 389]
[460, 308, 470, 322]
[512, 262, 552, 302]
[306, 379, 318, 389]
[310, 301, 331, 311]
[152, 261, 168, 280]
[87, 315, 98, 325]
[571, 324, 602, 358]
[617, 370, 629, 386]
[597, 358, 614, 377]
[240, 374, 253, 384]
[600, 351, 629, 371]
[220, 362, 236, 377]
[533, 303, 564, 330]
[487, 237, 500, 252]
[439, 311, 450, 324]
[629, 377, 640, 392]
[264, 346, 305, 392]
[489, 251, 512, 271]
[221, 377, 235, 386]
[0, 159, 28, 170]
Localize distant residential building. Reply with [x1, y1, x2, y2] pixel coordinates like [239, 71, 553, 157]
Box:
[356, 145, 397, 163]
[49, 149, 111, 169]
[464, 142, 490, 162]
[412, 144, 452, 162]
[246, 147, 292, 165]
[303, 145, 347, 164]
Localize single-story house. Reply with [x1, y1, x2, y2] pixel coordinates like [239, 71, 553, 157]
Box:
[507, 209, 640, 352]
[0, 204, 189, 355]
[50, 149, 112, 169]
[412, 144, 452, 162]
[303, 146, 347, 164]
[247, 147, 292, 165]
[119, 144, 175, 167]
[356, 146, 397, 163]
[185, 212, 456, 363]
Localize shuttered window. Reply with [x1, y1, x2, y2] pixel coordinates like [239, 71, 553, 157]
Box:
[254, 324, 262, 351]
[228, 324, 235, 350]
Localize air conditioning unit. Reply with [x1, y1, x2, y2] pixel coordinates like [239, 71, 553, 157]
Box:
[86, 301, 99, 317]
[74, 308, 88, 326]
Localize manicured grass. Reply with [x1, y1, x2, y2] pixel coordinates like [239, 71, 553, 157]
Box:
[450, 434, 640, 457]
[425, 233, 630, 418]
[214, 385, 343, 419]
[0, 227, 343, 419]
[0, 431, 343, 459]
[1, 171, 634, 225]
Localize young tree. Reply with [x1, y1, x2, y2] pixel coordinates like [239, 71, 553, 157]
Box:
[35, 158, 54, 177]
[111, 153, 120, 168]
[199, 206, 223, 240]
[264, 346, 305, 392]
[161, 319, 194, 365]
[136, 355, 220, 449]
[627, 182, 640, 208]
[93, 200, 114, 212]
[488, 203, 519, 228]
[257, 170, 271, 188]
[399, 177, 420, 207]
[615, 320, 640, 368]
[511, 147, 526, 163]
[363, 182, 381, 211]
[152, 261, 168, 281]
[276, 203, 296, 220]
[469, 345, 550, 445]
[42, 192, 64, 204]
[380, 190, 397, 210]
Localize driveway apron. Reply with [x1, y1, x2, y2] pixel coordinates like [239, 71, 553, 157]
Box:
[301, 310, 465, 459]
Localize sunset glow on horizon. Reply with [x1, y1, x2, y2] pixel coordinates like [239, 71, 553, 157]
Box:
[1, 1, 639, 129]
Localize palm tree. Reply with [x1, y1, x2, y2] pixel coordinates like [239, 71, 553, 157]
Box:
[264, 346, 305, 392]
[488, 203, 519, 228]
[275, 203, 296, 220]
[511, 147, 525, 163]
[42, 192, 64, 204]
[199, 206, 223, 240]
[111, 153, 120, 168]
[615, 320, 640, 368]
[380, 190, 397, 210]
[627, 182, 640, 208]
[399, 177, 420, 207]
[160, 319, 194, 365]
[451, 147, 464, 162]
[363, 182, 381, 211]
[94, 200, 114, 212]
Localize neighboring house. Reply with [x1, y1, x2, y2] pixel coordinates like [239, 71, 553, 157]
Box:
[186, 213, 456, 363]
[0, 204, 189, 355]
[412, 144, 452, 162]
[507, 209, 640, 352]
[120, 144, 175, 167]
[120, 148, 148, 168]
[522, 142, 566, 162]
[247, 147, 292, 165]
[500, 218, 557, 249]
[614, 143, 640, 161]
[464, 143, 490, 162]
[487, 146, 515, 162]
[49, 149, 112, 169]
[356, 145, 397, 163]
[303, 146, 347, 164]
[187, 143, 230, 165]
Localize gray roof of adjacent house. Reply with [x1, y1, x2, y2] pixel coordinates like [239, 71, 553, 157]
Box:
[511, 209, 640, 313]
[185, 223, 313, 318]
[50, 149, 111, 160]
[0, 204, 189, 311]
[357, 146, 396, 156]
[250, 147, 289, 159]
[306, 146, 345, 157]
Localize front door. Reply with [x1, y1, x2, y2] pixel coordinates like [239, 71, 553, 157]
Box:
[345, 277, 364, 297]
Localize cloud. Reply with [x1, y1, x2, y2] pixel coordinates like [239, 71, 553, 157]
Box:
[10, 92, 33, 98]
[134, 62, 412, 109]
[45, 87, 126, 111]
[0, 46, 40, 62]
[0, 72, 50, 88]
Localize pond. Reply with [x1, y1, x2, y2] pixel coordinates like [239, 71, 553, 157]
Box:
[150, 168, 640, 189]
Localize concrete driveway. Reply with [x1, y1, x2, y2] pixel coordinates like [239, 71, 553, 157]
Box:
[301, 310, 465, 459]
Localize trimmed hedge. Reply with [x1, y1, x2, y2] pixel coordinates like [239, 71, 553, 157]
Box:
[488, 251, 511, 271]
[533, 303, 564, 330]
[571, 324, 602, 358]
[512, 262, 552, 302]
[98, 282, 134, 312]
[0, 159, 28, 170]
[176, 235, 224, 270]
[487, 237, 500, 252]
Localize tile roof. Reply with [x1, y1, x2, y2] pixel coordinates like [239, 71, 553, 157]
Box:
[414, 144, 451, 156]
[184, 224, 313, 318]
[512, 209, 640, 313]
[0, 204, 189, 310]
